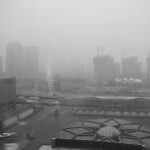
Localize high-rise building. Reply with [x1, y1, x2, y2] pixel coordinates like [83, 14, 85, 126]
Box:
[122, 56, 142, 78]
[0, 56, 3, 77]
[146, 51, 150, 82]
[5, 43, 24, 78]
[93, 55, 120, 85]
[23, 46, 39, 79]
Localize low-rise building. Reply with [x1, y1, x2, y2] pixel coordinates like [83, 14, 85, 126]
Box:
[54, 77, 85, 92]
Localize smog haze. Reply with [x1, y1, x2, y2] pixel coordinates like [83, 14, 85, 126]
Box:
[0, 0, 150, 71]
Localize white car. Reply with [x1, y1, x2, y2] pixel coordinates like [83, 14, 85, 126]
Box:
[26, 99, 39, 103]
[29, 96, 39, 100]
[0, 132, 17, 138]
[18, 96, 25, 99]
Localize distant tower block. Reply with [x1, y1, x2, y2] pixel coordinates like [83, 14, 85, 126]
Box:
[146, 49, 150, 82]
[0, 56, 3, 75]
[97, 47, 100, 56]
[97, 46, 103, 56]
[93, 54, 120, 85]
[121, 49, 126, 58]
[122, 56, 142, 78]
[24, 46, 39, 79]
[5, 43, 24, 78]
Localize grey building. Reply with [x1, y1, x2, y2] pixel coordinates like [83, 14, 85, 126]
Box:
[0, 56, 3, 77]
[122, 56, 142, 79]
[93, 55, 120, 85]
[146, 51, 150, 85]
[23, 46, 39, 79]
[5, 43, 24, 78]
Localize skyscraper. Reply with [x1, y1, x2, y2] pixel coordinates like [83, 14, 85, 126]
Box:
[93, 55, 120, 85]
[0, 56, 3, 77]
[122, 56, 142, 79]
[5, 43, 24, 78]
[146, 51, 150, 82]
[23, 46, 39, 79]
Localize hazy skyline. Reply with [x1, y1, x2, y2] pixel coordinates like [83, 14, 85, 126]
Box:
[0, 0, 150, 70]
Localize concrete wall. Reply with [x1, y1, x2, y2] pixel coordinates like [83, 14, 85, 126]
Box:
[3, 108, 34, 128]
[75, 109, 150, 118]
[18, 108, 33, 119]
[3, 116, 17, 127]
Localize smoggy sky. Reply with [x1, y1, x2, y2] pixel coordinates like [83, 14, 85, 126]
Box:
[0, 0, 150, 70]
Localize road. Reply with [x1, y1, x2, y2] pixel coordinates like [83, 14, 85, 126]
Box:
[7, 105, 73, 150]
[21, 113, 74, 150]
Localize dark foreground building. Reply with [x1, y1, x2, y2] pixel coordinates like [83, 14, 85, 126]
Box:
[0, 78, 16, 133]
[0, 78, 16, 105]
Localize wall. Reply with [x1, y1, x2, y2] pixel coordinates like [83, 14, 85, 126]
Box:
[3, 108, 34, 128]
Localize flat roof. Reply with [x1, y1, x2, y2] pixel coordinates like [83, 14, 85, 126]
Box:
[96, 96, 137, 100]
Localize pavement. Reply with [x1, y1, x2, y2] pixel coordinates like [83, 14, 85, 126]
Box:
[21, 112, 74, 150]
[6, 105, 73, 150]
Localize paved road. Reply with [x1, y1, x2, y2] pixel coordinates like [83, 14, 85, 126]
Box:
[20, 107, 74, 150]
[8, 107, 54, 134]
[5, 105, 73, 150]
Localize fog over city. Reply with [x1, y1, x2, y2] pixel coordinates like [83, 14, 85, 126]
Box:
[2, 1, 150, 150]
[0, 0, 150, 73]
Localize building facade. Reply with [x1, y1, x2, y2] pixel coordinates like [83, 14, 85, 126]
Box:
[93, 55, 120, 86]
[35, 79, 50, 93]
[122, 56, 142, 79]
[146, 52, 150, 79]
[0, 78, 16, 106]
[23, 46, 39, 79]
[5, 43, 24, 78]
[0, 56, 3, 77]
[146, 52, 150, 87]
[54, 77, 85, 92]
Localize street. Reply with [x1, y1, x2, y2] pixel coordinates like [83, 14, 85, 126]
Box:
[7, 105, 73, 150]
